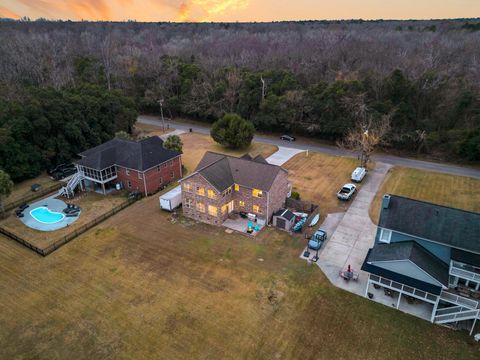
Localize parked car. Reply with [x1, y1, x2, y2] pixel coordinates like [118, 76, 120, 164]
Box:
[280, 134, 296, 142]
[52, 166, 77, 180]
[337, 183, 356, 201]
[351, 167, 367, 183]
[47, 163, 75, 175]
[308, 229, 327, 250]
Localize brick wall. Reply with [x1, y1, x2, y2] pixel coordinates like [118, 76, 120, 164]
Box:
[116, 156, 182, 195]
[266, 169, 289, 221]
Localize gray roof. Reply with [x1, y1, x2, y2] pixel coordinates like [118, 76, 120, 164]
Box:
[192, 151, 287, 192]
[77, 137, 180, 171]
[451, 248, 480, 267]
[368, 241, 449, 286]
[379, 195, 480, 254]
[273, 208, 295, 221]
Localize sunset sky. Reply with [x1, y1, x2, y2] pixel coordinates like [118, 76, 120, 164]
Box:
[0, 0, 478, 22]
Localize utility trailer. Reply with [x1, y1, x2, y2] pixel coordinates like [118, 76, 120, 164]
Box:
[159, 185, 182, 211]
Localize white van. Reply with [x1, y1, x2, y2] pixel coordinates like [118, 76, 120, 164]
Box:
[351, 167, 367, 183]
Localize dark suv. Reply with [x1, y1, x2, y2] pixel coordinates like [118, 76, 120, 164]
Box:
[51, 165, 77, 180]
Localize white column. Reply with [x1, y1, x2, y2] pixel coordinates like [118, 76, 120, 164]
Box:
[364, 275, 371, 298]
[470, 316, 478, 336]
[396, 292, 402, 309]
[430, 296, 440, 323]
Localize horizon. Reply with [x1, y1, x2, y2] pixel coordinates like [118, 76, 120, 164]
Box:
[1, 1, 479, 23]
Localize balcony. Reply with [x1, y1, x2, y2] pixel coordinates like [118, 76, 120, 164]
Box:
[450, 262, 480, 283]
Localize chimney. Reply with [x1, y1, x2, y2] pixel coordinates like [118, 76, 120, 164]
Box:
[382, 194, 391, 209]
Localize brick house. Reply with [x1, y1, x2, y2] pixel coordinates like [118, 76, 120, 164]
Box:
[64, 137, 182, 197]
[180, 152, 290, 226]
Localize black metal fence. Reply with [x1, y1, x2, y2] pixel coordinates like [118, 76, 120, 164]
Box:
[0, 198, 138, 256]
[4, 183, 63, 212]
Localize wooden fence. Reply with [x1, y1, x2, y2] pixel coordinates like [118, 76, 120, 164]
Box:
[4, 182, 63, 212]
[0, 198, 138, 256]
[285, 197, 319, 233]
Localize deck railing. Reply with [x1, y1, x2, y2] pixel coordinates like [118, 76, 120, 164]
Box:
[369, 274, 438, 303]
[440, 290, 480, 309]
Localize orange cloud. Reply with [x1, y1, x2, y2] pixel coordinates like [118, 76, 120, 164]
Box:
[175, 0, 250, 21]
[0, 5, 20, 19]
[16, 0, 113, 20]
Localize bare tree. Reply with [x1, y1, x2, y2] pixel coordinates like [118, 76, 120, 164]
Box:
[338, 94, 392, 167]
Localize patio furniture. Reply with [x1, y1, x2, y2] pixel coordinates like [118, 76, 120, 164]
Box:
[247, 213, 256, 221]
[339, 265, 359, 281]
[239, 211, 248, 219]
[254, 224, 261, 232]
[18, 203, 29, 211]
[384, 288, 393, 297]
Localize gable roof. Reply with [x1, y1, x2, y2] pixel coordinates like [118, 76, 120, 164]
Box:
[273, 208, 295, 221]
[189, 151, 287, 192]
[366, 241, 449, 286]
[77, 136, 180, 172]
[379, 195, 480, 254]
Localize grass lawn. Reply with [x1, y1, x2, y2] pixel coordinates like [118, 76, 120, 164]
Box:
[0, 191, 128, 249]
[134, 123, 174, 138]
[0, 194, 478, 359]
[370, 167, 480, 224]
[5, 172, 57, 206]
[180, 132, 278, 174]
[283, 152, 370, 215]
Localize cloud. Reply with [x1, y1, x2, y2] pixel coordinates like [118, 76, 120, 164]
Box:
[16, 0, 113, 20]
[0, 5, 20, 19]
[174, 0, 250, 21]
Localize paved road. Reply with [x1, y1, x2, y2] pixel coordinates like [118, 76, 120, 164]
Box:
[138, 115, 480, 178]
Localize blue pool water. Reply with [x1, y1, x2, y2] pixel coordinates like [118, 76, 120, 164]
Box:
[30, 207, 65, 224]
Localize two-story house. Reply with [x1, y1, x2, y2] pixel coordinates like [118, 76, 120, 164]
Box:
[60, 137, 182, 197]
[180, 152, 290, 226]
[361, 194, 480, 334]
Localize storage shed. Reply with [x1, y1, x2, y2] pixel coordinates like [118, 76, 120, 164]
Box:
[272, 208, 295, 231]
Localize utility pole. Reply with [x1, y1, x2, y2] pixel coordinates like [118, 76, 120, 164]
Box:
[260, 76, 266, 101]
[158, 99, 165, 131]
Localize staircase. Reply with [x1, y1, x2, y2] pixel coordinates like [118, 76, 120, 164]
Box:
[433, 290, 480, 333]
[59, 172, 83, 198]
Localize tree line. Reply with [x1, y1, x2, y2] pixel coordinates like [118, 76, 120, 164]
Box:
[0, 19, 479, 172]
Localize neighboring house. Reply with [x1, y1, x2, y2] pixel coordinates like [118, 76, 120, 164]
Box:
[61, 137, 182, 197]
[362, 194, 480, 334]
[180, 152, 290, 226]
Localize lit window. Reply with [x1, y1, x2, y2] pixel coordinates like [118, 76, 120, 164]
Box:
[379, 229, 392, 243]
[208, 205, 218, 216]
[183, 183, 192, 192]
[253, 205, 261, 213]
[234, 184, 239, 191]
[221, 204, 227, 215]
[207, 189, 217, 199]
[252, 189, 263, 198]
[196, 203, 205, 213]
[239, 201, 245, 207]
[196, 187, 205, 196]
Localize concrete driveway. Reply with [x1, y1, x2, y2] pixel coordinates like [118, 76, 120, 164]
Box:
[301, 162, 392, 296]
[266, 146, 305, 166]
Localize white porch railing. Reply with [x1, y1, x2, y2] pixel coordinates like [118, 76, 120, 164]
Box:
[369, 274, 438, 303]
[434, 308, 480, 324]
[440, 291, 480, 310]
[450, 265, 480, 283]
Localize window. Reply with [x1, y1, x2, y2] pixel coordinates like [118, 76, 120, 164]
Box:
[234, 184, 239, 191]
[208, 205, 218, 216]
[138, 172, 143, 179]
[185, 198, 193, 209]
[252, 189, 263, 198]
[157, 165, 161, 172]
[126, 169, 130, 176]
[196, 186, 205, 196]
[221, 204, 228, 215]
[159, 177, 163, 185]
[183, 183, 192, 192]
[127, 181, 132, 189]
[170, 171, 174, 179]
[196, 203, 205, 213]
[162, 163, 167, 168]
[239, 201, 245, 207]
[207, 189, 217, 199]
[170, 160, 174, 167]
[253, 205, 261, 214]
[379, 229, 392, 243]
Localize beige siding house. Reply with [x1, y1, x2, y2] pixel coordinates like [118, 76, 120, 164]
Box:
[180, 152, 290, 226]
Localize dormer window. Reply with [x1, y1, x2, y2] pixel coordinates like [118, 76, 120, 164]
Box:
[379, 229, 392, 243]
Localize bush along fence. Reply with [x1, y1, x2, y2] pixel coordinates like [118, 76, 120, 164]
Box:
[0, 197, 140, 256]
[4, 182, 63, 212]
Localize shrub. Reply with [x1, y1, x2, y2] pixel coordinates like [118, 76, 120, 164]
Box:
[164, 134, 183, 153]
[290, 191, 300, 200]
[210, 113, 255, 149]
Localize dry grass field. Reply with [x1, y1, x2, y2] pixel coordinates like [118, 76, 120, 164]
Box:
[5, 172, 57, 205]
[283, 152, 371, 215]
[0, 194, 478, 359]
[370, 167, 480, 224]
[0, 192, 127, 249]
[180, 132, 278, 173]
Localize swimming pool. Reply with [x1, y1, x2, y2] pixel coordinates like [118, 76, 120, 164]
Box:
[30, 206, 65, 224]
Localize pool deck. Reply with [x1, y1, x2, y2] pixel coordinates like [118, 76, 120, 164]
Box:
[18, 197, 81, 232]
